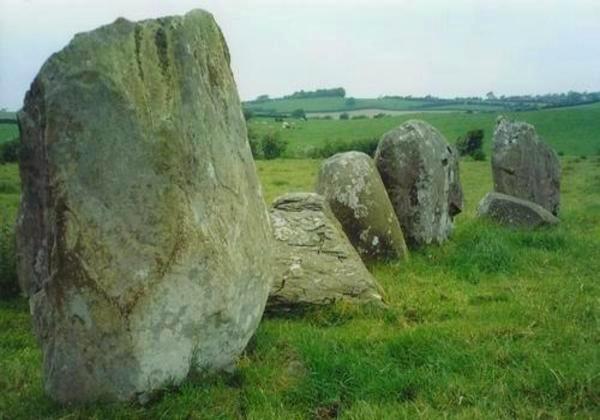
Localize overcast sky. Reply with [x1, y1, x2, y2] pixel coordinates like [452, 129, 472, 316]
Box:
[1, 0, 600, 109]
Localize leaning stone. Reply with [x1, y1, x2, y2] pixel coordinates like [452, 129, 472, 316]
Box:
[16, 10, 273, 403]
[492, 116, 561, 215]
[316, 151, 408, 262]
[374, 120, 464, 247]
[477, 192, 559, 227]
[268, 193, 384, 312]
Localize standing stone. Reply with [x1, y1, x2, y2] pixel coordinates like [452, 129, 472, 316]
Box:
[374, 120, 464, 247]
[268, 193, 384, 312]
[316, 151, 408, 261]
[492, 117, 561, 215]
[477, 192, 559, 228]
[16, 10, 273, 403]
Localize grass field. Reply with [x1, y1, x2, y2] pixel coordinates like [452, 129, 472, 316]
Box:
[250, 103, 600, 158]
[0, 123, 18, 145]
[1, 151, 599, 418]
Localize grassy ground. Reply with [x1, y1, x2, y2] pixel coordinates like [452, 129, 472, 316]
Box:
[0, 164, 20, 213]
[250, 103, 600, 158]
[1, 154, 599, 418]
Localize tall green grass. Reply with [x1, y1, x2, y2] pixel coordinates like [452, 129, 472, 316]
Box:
[0, 155, 598, 418]
[0, 211, 18, 299]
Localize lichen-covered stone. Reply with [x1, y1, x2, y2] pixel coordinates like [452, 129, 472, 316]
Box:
[16, 10, 272, 403]
[492, 117, 561, 215]
[477, 192, 559, 227]
[267, 193, 384, 312]
[316, 151, 408, 261]
[374, 120, 464, 247]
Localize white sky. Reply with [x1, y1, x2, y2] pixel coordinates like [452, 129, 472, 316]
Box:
[1, 0, 600, 109]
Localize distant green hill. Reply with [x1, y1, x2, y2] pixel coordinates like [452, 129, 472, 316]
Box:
[0, 110, 16, 121]
[244, 96, 505, 114]
[249, 102, 600, 157]
[244, 89, 600, 116]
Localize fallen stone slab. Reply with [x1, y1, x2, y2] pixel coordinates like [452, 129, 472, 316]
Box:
[268, 193, 384, 312]
[477, 192, 559, 228]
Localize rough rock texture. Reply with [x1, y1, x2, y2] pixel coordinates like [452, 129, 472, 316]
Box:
[16, 10, 273, 403]
[477, 192, 559, 227]
[492, 117, 561, 215]
[374, 120, 464, 247]
[315, 152, 408, 261]
[267, 193, 384, 312]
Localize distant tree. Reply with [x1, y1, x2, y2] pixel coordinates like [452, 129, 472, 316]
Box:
[486, 91, 497, 101]
[291, 109, 306, 119]
[345, 97, 356, 107]
[247, 126, 260, 158]
[471, 148, 486, 161]
[339, 112, 350, 120]
[285, 87, 346, 99]
[261, 131, 288, 159]
[243, 108, 254, 121]
[255, 94, 270, 102]
[307, 137, 379, 159]
[456, 129, 485, 159]
[0, 138, 19, 163]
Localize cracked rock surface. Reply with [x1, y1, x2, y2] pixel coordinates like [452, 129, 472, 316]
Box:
[16, 9, 272, 403]
[477, 192, 559, 228]
[375, 120, 464, 247]
[267, 193, 384, 313]
[492, 117, 561, 215]
[316, 151, 408, 262]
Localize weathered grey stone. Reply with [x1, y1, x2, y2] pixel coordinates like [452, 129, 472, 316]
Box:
[316, 151, 408, 262]
[16, 10, 273, 403]
[374, 120, 464, 247]
[492, 117, 561, 215]
[477, 192, 559, 227]
[268, 193, 384, 312]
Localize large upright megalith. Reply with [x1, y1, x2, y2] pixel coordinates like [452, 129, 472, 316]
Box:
[316, 151, 408, 262]
[374, 120, 464, 247]
[16, 10, 273, 403]
[492, 117, 561, 215]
